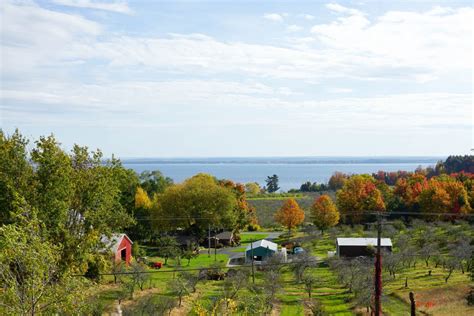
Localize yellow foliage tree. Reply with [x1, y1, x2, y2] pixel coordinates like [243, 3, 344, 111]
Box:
[311, 195, 339, 234]
[274, 198, 305, 234]
[135, 187, 151, 209]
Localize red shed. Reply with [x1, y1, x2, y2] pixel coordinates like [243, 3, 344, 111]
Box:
[101, 233, 133, 265]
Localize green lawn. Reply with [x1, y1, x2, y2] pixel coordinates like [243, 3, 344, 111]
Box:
[240, 233, 269, 244]
[93, 223, 473, 315]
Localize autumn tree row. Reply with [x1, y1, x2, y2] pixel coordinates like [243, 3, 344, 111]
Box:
[273, 171, 473, 232]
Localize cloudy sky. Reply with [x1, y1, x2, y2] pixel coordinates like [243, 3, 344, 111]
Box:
[0, 0, 472, 157]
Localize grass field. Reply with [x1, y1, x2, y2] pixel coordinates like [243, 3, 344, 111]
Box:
[93, 222, 473, 315]
[239, 233, 270, 244]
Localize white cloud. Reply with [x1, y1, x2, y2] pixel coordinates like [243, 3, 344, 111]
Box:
[312, 6, 473, 80]
[299, 14, 315, 20]
[263, 13, 284, 22]
[325, 3, 364, 16]
[51, 0, 132, 14]
[0, 1, 101, 74]
[286, 25, 304, 32]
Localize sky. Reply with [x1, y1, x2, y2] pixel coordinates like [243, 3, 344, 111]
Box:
[0, 0, 473, 158]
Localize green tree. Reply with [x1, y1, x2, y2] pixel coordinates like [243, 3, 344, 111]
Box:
[1, 131, 135, 274]
[0, 129, 35, 225]
[139, 170, 173, 196]
[0, 213, 88, 315]
[245, 182, 261, 195]
[154, 174, 238, 238]
[265, 174, 280, 193]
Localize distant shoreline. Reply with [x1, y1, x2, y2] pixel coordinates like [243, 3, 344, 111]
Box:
[121, 156, 443, 165]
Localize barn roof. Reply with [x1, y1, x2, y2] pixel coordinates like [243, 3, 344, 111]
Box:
[215, 231, 233, 240]
[246, 239, 278, 252]
[336, 238, 392, 247]
[101, 233, 133, 253]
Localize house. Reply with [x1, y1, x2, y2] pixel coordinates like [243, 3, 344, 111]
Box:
[245, 239, 279, 263]
[101, 233, 133, 265]
[336, 238, 392, 257]
[175, 234, 198, 250]
[207, 231, 235, 247]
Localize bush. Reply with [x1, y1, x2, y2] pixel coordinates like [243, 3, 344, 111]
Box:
[132, 241, 146, 258]
[85, 261, 101, 282]
[247, 223, 261, 231]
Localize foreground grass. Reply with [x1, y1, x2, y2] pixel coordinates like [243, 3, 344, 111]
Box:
[93, 224, 473, 315]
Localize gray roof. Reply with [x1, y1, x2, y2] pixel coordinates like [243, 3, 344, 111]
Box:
[337, 238, 392, 247]
[101, 234, 133, 253]
[245, 239, 278, 252]
[215, 231, 233, 240]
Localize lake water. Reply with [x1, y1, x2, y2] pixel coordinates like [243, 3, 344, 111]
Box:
[122, 157, 441, 191]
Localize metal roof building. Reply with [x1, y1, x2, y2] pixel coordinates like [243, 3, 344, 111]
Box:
[245, 239, 278, 262]
[336, 237, 392, 257]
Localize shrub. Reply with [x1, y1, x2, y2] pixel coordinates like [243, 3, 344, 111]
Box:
[84, 261, 101, 282]
[132, 241, 146, 258]
[247, 223, 261, 231]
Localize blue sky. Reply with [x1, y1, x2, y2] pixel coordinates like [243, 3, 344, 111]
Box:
[1, 0, 472, 157]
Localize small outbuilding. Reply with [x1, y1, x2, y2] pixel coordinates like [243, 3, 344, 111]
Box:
[101, 233, 133, 265]
[245, 239, 278, 263]
[336, 238, 392, 257]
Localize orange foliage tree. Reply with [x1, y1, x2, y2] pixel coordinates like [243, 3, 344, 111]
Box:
[311, 195, 339, 234]
[274, 198, 305, 234]
[393, 173, 428, 209]
[336, 175, 385, 223]
[418, 176, 472, 219]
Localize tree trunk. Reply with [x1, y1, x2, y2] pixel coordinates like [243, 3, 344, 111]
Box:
[445, 269, 453, 283]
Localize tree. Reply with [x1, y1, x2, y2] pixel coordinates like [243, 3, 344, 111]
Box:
[245, 182, 261, 195]
[302, 273, 317, 298]
[156, 236, 180, 265]
[393, 173, 428, 212]
[222, 270, 249, 303]
[168, 276, 190, 307]
[139, 170, 173, 196]
[182, 244, 198, 266]
[328, 172, 348, 191]
[336, 175, 385, 223]
[135, 187, 152, 209]
[274, 198, 305, 234]
[178, 271, 200, 293]
[291, 252, 318, 283]
[262, 270, 282, 312]
[418, 176, 472, 219]
[154, 174, 238, 238]
[265, 174, 280, 193]
[0, 213, 88, 315]
[130, 262, 150, 291]
[311, 195, 339, 234]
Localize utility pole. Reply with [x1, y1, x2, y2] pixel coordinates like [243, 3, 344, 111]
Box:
[409, 292, 416, 316]
[214, 237, 218, 261]
[374, 212, 382, 316]
[208, 224, 211, 257]
[251, 241, 255, 284]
